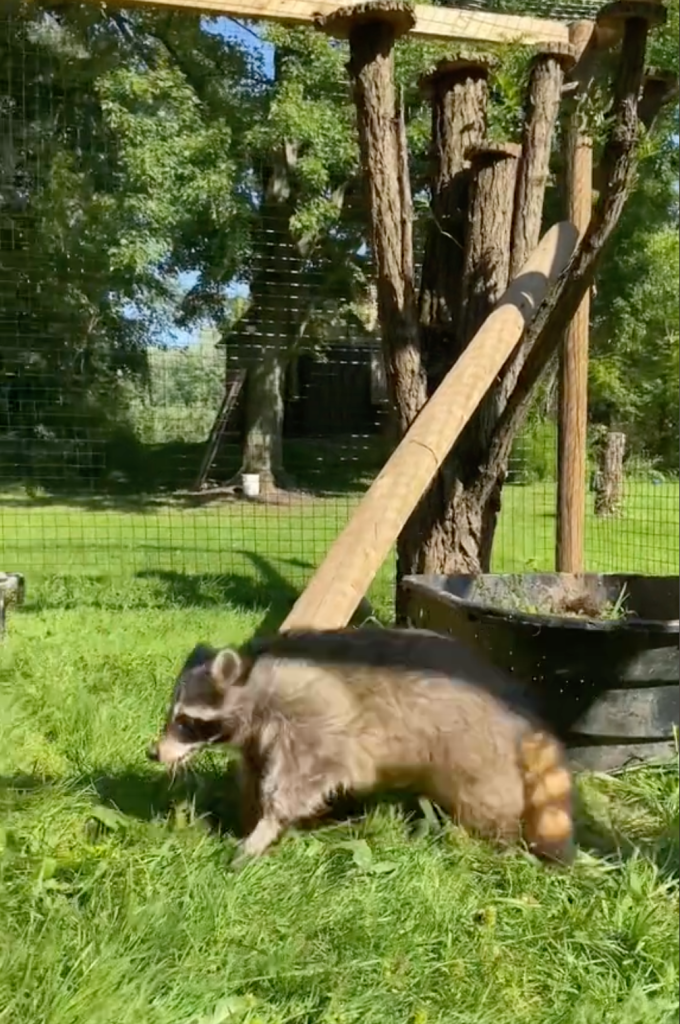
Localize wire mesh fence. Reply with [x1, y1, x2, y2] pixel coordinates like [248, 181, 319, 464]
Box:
[0, 3, 678, 620]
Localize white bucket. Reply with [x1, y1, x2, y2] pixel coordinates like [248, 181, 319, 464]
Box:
[242, 473, 261, 499]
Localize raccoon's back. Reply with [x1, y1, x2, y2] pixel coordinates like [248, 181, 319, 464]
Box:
[246, 627, 537, 716]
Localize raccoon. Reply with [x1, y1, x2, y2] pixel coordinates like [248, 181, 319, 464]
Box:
[148, 628, 575, 866]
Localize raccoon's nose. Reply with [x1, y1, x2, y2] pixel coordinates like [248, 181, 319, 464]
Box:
[147, 743, 160, 762]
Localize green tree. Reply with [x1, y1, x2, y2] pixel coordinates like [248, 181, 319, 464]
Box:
[590, 227, 679, 470]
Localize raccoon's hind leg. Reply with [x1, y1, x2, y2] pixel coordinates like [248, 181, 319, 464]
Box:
[431, 766, 526, 846]
[520, 730, 575, 865]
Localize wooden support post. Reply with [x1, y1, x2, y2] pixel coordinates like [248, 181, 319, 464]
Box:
[418, 56, 492, 387]
[462, 143, 522, 341]
[316, 3, 426, 438]
[282, 221, 578, 631]
[556, 24, 595, 574]
[510, 43, 576, 279]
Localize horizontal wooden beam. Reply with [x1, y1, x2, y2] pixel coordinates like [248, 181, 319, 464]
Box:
[82, 0, 572, 47]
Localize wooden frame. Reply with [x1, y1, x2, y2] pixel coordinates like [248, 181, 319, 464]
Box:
[75, 0, 572, 47]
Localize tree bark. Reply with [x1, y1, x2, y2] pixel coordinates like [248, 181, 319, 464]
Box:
[504, 46, 574, 403]
[414, 143, 521, 577]
[345, 16, 426, 438]
[461, 144, 522, 341]
[594, 430, 626, 517]
[474, 15, 657, 514]
[228, 146, 299, 492]
[391, 57, 492, 617]
[509, 47, 574, 279]
[418, 58, 490, 389]
[240, 345, 289, 488]
[334, 10, 427, 619]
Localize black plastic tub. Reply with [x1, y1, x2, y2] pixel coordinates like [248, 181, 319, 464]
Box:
[402, 573, 679, 772]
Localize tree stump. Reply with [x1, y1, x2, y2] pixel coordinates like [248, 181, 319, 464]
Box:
[594, 431, 626, 517]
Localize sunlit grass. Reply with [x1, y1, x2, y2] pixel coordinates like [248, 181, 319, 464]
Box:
[0, 484, 678, 1023]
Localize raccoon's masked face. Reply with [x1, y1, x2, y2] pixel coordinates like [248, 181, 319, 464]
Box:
[148, 644, 247, 767]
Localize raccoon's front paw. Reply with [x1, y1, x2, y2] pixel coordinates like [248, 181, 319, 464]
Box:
[230, 841, 253, 873]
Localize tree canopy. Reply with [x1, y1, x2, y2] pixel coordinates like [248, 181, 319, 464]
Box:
[0, 0, 677, 482]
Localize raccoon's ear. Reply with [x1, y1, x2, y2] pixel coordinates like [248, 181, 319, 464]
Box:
[211, 647, 246, 690]
[182, 644, 218, 672]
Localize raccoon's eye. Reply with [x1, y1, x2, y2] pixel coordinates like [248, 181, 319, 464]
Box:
[173, 716, 201, 742]
[173, 715, 221, 744]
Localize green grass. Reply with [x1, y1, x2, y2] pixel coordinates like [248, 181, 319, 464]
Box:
[0, 482, 678, 615]
[0, 484, 678, 1023]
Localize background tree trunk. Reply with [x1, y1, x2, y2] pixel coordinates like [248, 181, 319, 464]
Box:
[240, 345, 289, 489]
[229, 137, 300, 491]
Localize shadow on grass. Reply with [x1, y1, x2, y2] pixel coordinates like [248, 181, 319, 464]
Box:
[135, 550, 311, 634]
[20, 553, 316, 634]
[0, 766, 429, 845]
[2, 769, 677, 880]
[0, 435, 387, 511]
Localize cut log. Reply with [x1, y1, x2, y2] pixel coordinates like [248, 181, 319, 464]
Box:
[509, 43, 576, 280]
[462, 142, 522, 342]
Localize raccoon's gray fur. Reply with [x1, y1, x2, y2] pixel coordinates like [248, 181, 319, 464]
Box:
[149, 628, 575, 865]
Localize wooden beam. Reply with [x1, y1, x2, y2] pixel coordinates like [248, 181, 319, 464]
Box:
[77, 0, 572, 48]
[282, 221, 579, 632]
[557, 26, 594, 574]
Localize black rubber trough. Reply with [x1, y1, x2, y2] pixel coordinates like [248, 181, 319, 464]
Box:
[402, 573, 679, 773]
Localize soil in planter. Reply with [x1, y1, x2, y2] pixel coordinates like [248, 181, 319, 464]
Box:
[474, 579, 634, 623]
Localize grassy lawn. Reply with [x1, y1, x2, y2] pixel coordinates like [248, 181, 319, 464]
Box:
[0, 481, 678, 614]
[0, 483, 678, 1023]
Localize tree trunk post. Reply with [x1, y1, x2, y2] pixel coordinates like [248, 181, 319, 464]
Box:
[413, 142, 522, 579]
[315, 2, 426, 438]
[462, 143, 522, 341]
[501, 41, 576, 407]
[557, 41, 593, 572]
[396, 55, 493, 609]
[509, 43, 577, 279]
[594, 430, 626, 517]
[418, 55, 492, 389]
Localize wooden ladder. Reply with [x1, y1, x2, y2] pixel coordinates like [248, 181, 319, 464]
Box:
[193, 370, 246, 491]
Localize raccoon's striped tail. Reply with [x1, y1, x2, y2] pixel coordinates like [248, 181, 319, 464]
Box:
[519, 730, 575, 865]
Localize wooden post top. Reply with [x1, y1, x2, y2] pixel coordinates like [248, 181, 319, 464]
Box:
[314, 1, 416, 39]
[418, 53, 496, 96]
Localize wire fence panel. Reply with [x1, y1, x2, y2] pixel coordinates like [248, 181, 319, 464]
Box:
[0, 5, 677, 621]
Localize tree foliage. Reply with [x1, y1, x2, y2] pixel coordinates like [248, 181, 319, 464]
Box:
[0, 0, 677, 486]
